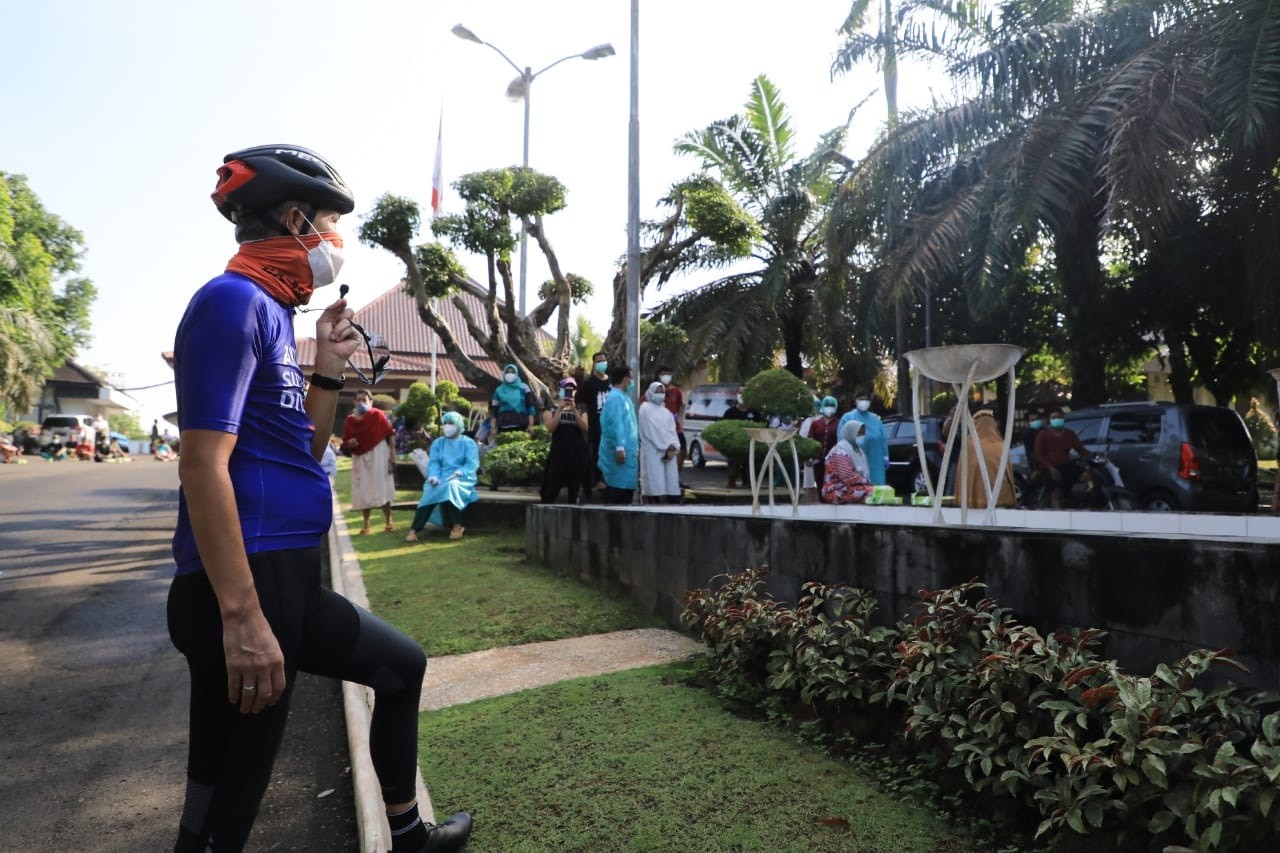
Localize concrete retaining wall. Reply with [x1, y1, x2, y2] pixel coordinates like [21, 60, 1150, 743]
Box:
[526, 506, 1280, 688]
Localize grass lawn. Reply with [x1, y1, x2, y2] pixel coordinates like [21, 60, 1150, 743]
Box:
[336, 465, 1006, 851]
[335, 469, 662, 656]
[421, 660, 972, 853]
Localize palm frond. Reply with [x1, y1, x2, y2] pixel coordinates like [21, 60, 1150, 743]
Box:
[1207, 0, 1280, 154]
[745, 74, 795, 191]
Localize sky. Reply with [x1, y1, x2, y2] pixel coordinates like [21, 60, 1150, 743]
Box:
[1, 0, 942, 424]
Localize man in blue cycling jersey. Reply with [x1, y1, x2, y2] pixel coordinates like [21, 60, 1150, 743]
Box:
[167, 145, 471, 852]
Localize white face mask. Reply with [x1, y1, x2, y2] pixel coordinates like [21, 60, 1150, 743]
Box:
[856, 399, 871, 412]
[821, 406, 836, 417]
[855, 435, 867, 447]
[356, 402, 371, 414]
[504, 372, 518, 384]
[659, 374, 672, 385]
[648, 391, 665, 405]
[442, 424, 459, 438]
[296, 215, 344, 287]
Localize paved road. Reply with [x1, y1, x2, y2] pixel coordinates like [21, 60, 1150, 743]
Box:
[0, 458, 355, 852]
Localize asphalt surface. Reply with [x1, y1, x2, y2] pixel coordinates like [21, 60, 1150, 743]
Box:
[0, 457, 356, 852]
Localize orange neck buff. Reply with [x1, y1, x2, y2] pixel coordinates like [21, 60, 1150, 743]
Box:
[225, 232, 343, 307]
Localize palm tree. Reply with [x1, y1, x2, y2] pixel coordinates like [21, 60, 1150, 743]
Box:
[648, 75, 848, 380]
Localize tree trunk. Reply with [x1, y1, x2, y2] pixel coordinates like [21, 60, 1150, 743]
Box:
[1055, 200, 1108, 407]
[1162, 330, 1196, 405]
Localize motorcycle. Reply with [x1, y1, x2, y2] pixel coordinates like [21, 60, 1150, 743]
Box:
[1017, 452, 1137, 511]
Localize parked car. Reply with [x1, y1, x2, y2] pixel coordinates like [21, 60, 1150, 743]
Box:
[39, 413, 95, 448]
[1008, 402, 1257, 512]
[882, 415, 946, 496]
[682, 383, 739, 467]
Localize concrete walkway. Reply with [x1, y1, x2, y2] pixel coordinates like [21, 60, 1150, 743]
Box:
[325, 498, 702, 852]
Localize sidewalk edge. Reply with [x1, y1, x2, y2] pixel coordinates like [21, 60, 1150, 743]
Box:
[328, 499, 434, 853]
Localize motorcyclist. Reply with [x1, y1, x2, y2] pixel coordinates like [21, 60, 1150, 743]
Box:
[1032, 408, 1090, 508]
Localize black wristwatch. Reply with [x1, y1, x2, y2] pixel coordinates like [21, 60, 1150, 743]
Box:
[310, 372, 346, 391]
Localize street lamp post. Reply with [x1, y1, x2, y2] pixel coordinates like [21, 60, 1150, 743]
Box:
[452, 24, 615, 316]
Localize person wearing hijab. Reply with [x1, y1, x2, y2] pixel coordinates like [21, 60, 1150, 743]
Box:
[488, 362, 537, 436]
[406, 411, 479, 541]
[821, 419, 874, 504]
[837, 390, 888, 486]
[598, 364, 639, 504]
[638, 381, 681, 503]
[541, 377, 590, 504]
[963, 409, 1017, 509]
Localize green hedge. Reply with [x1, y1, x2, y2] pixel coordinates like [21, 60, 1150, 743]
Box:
[682, 569, 1280, 850]
[482, 432, 550, 486]
[701, 419, 820, 467]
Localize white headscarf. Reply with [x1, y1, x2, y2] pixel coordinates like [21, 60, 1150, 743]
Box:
[827, 418, 870, 478]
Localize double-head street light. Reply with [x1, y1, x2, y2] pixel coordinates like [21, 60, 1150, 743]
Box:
[452, 24, 615, 316]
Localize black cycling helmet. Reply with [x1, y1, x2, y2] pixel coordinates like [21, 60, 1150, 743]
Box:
[211, 144, 355, 222]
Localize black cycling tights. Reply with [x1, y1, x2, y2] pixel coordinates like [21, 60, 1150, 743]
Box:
[168, 547, 427, 852]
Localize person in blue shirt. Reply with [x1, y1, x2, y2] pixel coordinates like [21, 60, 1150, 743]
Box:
[167, 145, 470, 852]
[597, 364, 639, 504]
[489, 362, 537, 436]
[838, 390, 889, 486]
[406, 412, 480, 542]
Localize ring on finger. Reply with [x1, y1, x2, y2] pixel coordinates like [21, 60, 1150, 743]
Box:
[242, 685, 257, 693]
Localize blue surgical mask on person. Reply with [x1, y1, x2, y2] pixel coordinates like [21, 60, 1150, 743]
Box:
[594, 360, 608, 374]
[659, 373, 673, 385]
[821, 406, 836, 417]
[503, 371, 518, 384]
[856, 399, 871, 412]
[442, 424, 459, 438]
[1050, 417, 1065, 429]
[1029, 419, 1043, 429]
[356, 402, 371, 414]
[855, 435, 867, 447]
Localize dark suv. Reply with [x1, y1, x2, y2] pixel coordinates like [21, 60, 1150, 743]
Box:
[1011, 402, 1257, 512]
[882, 415, 945, 496]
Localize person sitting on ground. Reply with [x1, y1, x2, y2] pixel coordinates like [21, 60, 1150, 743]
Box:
[153, 438, 176, 461]
[1033, 407, 1091, 508]
[106, 437, 129, 460]
[1, 434, 21, 463]
[821, 420, 874, 505]
[407, 411, 479, 542]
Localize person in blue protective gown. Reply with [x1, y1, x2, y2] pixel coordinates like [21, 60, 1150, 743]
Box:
[597, 364, 639, 504]
[837, 390, 888, 486]
[406, 411, 479, 542]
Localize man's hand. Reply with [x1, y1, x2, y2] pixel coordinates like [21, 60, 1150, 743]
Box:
[615, 449, 627, 464]
[345, 437, 359, 450]
[429, 476, 440, 486]
[223, 609, 286, 715]
[313, 296, 361, 377]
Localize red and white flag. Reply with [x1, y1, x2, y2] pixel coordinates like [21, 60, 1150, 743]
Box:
[430, 113, 443, 219]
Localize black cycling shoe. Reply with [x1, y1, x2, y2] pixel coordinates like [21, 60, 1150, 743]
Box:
[421, 812, 472, 852]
